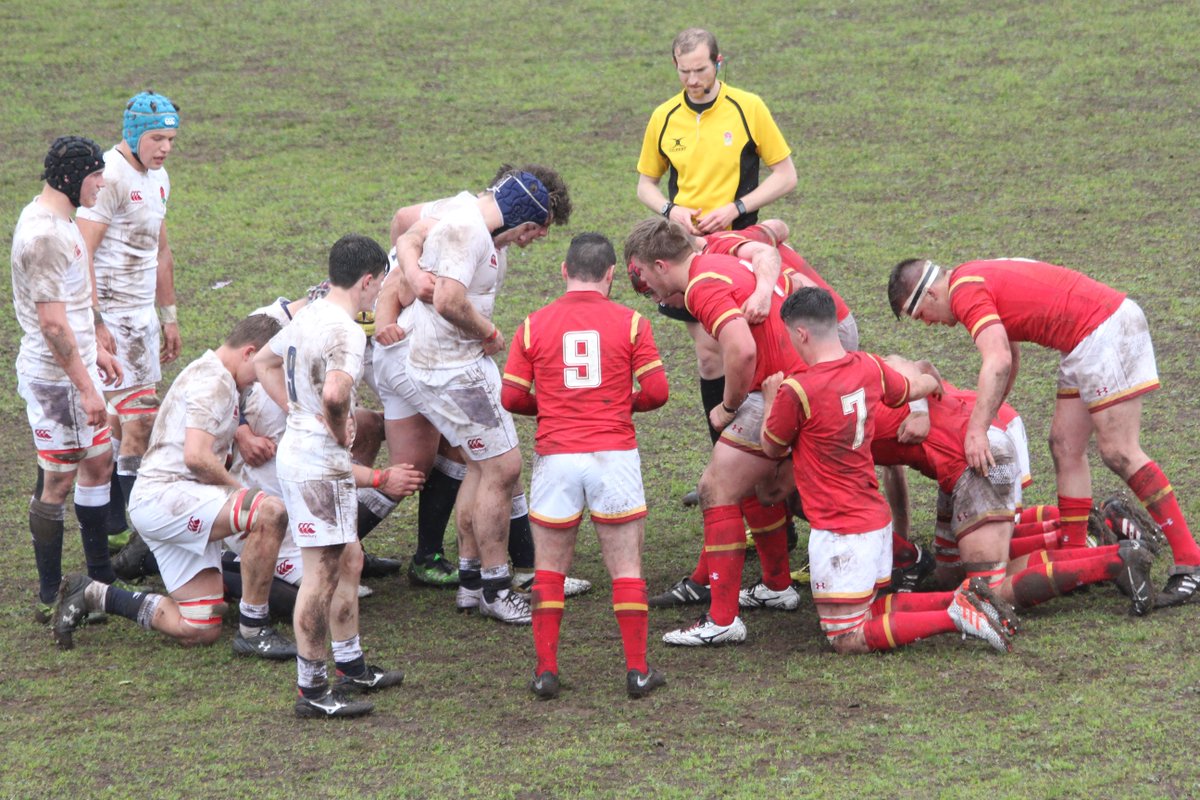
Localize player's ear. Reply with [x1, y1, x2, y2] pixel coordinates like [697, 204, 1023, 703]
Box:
[561, 261, 568, 280]
[604, 264, 615, 284]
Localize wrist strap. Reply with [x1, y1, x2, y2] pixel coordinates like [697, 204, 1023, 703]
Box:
[158, 304, 178, 325]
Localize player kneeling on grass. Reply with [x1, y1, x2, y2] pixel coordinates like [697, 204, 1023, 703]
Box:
[53, 314, 297, 658]
[760, 287, 1016, 655]
[501, 233, 669, 699]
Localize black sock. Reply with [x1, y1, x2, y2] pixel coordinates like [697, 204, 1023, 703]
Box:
[107, 468, 128, 535]
[416, 468, 461, 562]
[357, 501, 385, 540]
[508, 514, 534, 571]
[482, 575, 511, 602]
[335, 656, 367, 677]
[29, 498, 65, 605]
[103, 584, 152, 621]
[699, 376, 726, 445]
[76, 502, 115, 584]
[459, 569, 482, 591]
[117, 471, 138, 506]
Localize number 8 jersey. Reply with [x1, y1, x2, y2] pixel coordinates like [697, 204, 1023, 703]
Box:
[501, 290, 667, 455]
[763, 352, 911, 534]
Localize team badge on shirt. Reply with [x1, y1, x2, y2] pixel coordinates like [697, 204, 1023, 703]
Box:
[724, 131, 733, 146]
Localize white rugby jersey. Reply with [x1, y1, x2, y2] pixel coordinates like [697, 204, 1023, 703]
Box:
[269, 299, 364, 481]
[406, 192, 507, 370]
[11, 198, 98, 381]
[77, 147, 169, 312]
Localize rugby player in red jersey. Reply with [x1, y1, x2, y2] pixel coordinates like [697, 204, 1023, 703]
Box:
[889, 258, 1198, 606]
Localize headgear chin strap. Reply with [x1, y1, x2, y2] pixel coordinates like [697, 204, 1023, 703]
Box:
[490, 171, 550, 234]
[123, 91, 180, 161]
[42, 136, 105, 208]
[902, 260, 941, 317]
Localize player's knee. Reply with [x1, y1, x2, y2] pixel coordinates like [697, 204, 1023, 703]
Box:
[1047, 429, 1086, 465]
[342, 544, 365, 579]
[175, 594, 226, 644]
[827, 630, 870, 655]
[251, 496, 288, 540]
[820, 612, 869, 654]
[1096, 441, 1135, 479]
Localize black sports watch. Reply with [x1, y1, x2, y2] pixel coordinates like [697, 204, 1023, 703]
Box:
[734, 198, 748, 216]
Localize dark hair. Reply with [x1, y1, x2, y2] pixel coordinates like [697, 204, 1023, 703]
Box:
[780, 286, 837, 334]
[226, 313, 282, 348]
[673, 28, 719, 65]
[488, 163, 572, 226]
[623, 217, 696, 269]
[564, 233, 616, 281]
[886, 258, 928, 319]
[328, 234, 388, 288]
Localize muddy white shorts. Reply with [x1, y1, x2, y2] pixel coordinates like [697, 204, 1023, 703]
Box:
[129, 480, 233, 593]
[407, 355, 518, 461]
[529, 449, 647, 529]
[1057, 298, 1159, 413]
[278, 475, 359, 548]
[808, 523, 892, 605]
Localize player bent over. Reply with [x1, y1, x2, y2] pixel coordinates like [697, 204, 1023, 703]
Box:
[52, 315, 296, 657]
[501, 233, 669, 699]
[761, 288, 1015, 655]
[257, 234, 423, 719]
[13, 136, 122, 623]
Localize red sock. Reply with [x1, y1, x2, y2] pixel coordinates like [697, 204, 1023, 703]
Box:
[869, 591, 955, 615]
[1008, 554, 1119, 609]
[1009, 530, 1062, 558]
[1128, 462, 1200, 566]
[863, 610, 956, 651]
[531, 570, 565, 675]
[689, 544, 708, 585]
[1014, 519, 1059, 537]
[1046, 544, 1118, 563]
[892, 530, 919, 569]
[1015, 505, 1060, 525]
[612, 577, 648, 673]
[703, 504, 747, 626]
[741, 497, 790, 590]
[1056, 496, 1092, 547]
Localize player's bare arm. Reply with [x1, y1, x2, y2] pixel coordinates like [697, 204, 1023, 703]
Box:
[695, 156, 797, 234]
[183, 426, 240, 489]
[155, 221, 181, 363]
[234, 423, 275, 468]
[253, 348, 288, 411]
[396, 219, 437, 303]
[709, 318, 756, 431]
[758, 371, 787, 459]
[76, 216, 116, 354]
[35, 300, 108, 426]
[433, 277, 505, 355]
[636, 173, 700, 235]
[320, 369, 355, 448]
[966, 325, 1013, 473]
[731, 241, 782, 324]
[389, 202, 425, 248]
[372, 268, 414, 346]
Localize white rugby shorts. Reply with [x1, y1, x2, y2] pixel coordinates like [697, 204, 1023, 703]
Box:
[104, 305, 162, 391]
[129, 480, 234, 593]
[529, 449, 647, 529]
[1057, 298, 1159, 412]
[18, 372, 111, 470]
[407, 355, 518, 461]
[278, 475, 359, 548]
[808, 524, 893, 605]
[373, 340, 423, 421]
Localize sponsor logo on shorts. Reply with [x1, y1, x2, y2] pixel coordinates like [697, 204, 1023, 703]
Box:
[276, 560, 296, 577]
[130, 190, 143, 202]
[187, 516, 202, 532]
[34, 429, 52, 441]
[297, 522, 316, 535]
[467, 437, 485, 453]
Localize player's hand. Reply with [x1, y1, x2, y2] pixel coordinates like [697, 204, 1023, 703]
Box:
[96, 346, 123, 386]
[667, 205, 701, 235]
[95, 319, 116, 356]
[709, 402, 736, 432]
[379, 464, 424, 499]
[482, 327, 506, 356]
[741, 288, 772, 325]
[413, 271, 436, 304]
[897, 411, 930, 444]
[760, 371, 785, 406]
[374, 323, 407, 346]
[318, 413, 356, 448]
[160, 322, 182, 364]
[81, 387, 108, 428]
[964, 426, 995, 475]
[696, 203, 739, 234]
[234, 424, 276, 467]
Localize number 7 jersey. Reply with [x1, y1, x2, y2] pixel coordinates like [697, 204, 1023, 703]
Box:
[763, 352, 911, 534]
[501, 290, 667, 455]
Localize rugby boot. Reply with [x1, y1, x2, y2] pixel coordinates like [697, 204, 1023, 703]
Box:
[662, 614, 746, 646]
[478, 589, 532, 625]
[407, 554, 459, 587]
[1113, 540, 1156, 616]
[648, 576, 710, 609]
[626, 667, 666, 699]
[232, 626, 298, 660]
[336, 664, 405, 694]
[294, 687, 374, 719]
[530, 671, 561, 700]
[360, 550, 403, 579]
[514, 571, 592, 598]
[738, 581, 800, 611]
[52, 574, 93, 650]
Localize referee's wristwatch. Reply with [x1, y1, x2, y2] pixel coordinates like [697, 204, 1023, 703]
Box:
[661, 201, 675, 219]
[734, 198, 748, 217]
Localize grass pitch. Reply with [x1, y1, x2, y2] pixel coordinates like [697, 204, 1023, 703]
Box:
[2, 2, 1199, 798]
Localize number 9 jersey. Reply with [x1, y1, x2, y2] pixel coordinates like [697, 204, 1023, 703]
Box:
[501, 290, 667, 455]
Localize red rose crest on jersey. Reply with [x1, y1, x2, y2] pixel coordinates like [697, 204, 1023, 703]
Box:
[467, 437, 485, 453]
[74, 244, 83, 260]
[187, 516, 202, 532]
[130, 190, 143, 203]
[297, 522, 316, 535]
[489, 254, 498, 269]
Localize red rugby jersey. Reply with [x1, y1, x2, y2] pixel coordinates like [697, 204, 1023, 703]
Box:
[501, 290, 666, 455]
[701, 227, 851, 322]
[764, 352, 911, 533]
[684, 253, 803, 391]
[948, 259, 1124, 353]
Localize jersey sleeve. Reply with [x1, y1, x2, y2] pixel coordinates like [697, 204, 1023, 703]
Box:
[763, 376, 807, 451]
[948, 272, 1002, 341]
[184, 374, 236, 434]
[323, 322, 365, 378]
[869, 354, 912, 409]
[20, 235, 74, 303]
[630, 312, 668, 412]
[685, 273, 743, 339]
[421, 217, 488, 287]
[501, 317, 537, 415]
[749, 97, 792, 167]
[636, 106, 669, 179]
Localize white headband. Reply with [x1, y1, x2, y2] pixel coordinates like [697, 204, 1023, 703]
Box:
[902, 260, 940, 317]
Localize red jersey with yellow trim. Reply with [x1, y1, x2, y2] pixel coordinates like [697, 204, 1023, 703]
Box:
[501, 290, 666, 456]
[948, 259, 1125, 353]
[684, 253, 803, 391]
[702, 226, 851, 322]
[764, 352, 911, 533]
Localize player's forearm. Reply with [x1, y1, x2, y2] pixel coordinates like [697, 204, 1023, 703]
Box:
[636, 173, 668, 214]
[740, 158, 797, 213]
[632, 370, 669, 412]
[968, 359, 1009, 435]
[185, 450, 239, 488]
[255, 357, 288, 411]
[500, 384, 537, 416]
[434, 293, 494, 341]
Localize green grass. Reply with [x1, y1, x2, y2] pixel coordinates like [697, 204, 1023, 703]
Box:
[3, 1, 1200, 798]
